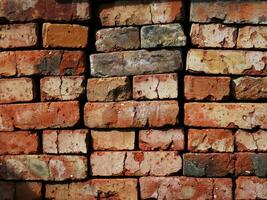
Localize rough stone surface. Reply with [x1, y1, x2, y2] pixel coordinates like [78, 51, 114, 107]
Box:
[141, 24, 186, 48]
[184, 76, 230, 101]
[91, 151, 182, 176]
[139, 129, 184, 150]
[96, 27, 140, 52]
[41, 76, 85, 101]
[87, 77, 131, 102]
[84, 100, 179, 128]
[185, 103, 267, 129]
[233, 76, 267, 100]
[188, 129, 234, 153]
[90, 49, 183, 77]
[133, 73, 178, 100]
[91, 130, 135, 150]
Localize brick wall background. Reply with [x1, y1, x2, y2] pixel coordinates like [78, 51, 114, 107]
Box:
[0, 0, 266, 199]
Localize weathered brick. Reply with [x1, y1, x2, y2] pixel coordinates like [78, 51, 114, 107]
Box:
[139, 129, 184, 151]
[97, 0, 183, 26]
[0, 101, 80, 131]
[188, 129, 234, 153]
[183, 153, 235, 177]
[235, 176, 267, 199]
[43, 130, 88, 154]
[87, 77, 131, 102]
[0, 0, 90, 22]
[41, 76, 85, 101]
[133, 73, 178, 100]
[190, 24, 237, 48]
[0, 155, 87, 180]
[0, 78, 34, 104]
[141, 24, 186, 48]
[233, 76, 267, 100]
[190, 0, 267, 24]
[0, 50, 85, 77]
[237, 26, 267, 49]
[96, 27, 140, 52]
[184, 76, 230, 101]
[0, 131, 38, 155]
[0, 23, 37, 49]
[140, 177, 232, 200]
[184, 103, 267, 129]
[187, 49, 267, 75]
[42, 23, 88, 48]
[90, 49, 182, 77]
[236, 130, 267, 152]
[84, 100, 179, 128]
[91, 151, 182, 176]
[91, 130, 135, 150]
[46, 179, 138, 200]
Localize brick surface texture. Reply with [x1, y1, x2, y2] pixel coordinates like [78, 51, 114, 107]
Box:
[0, 0, 266, 199]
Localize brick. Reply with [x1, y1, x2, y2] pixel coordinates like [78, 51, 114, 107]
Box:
[0, 23, 37, 49]
[190, 24, 237, 48]
[133, 73, 178, 100]
[90, 49, 182, 77]
[140, 177, 232, 200]
[0, 131, 38, 155]
[0, 182, 14, 200]
[141, 24, 186, 48]
[0, 155, 87, 180]
[41, 76, 85, 101]
[237, 26, 267, 49]
[0, 50, 85, 77]
[96, 27, 140, 52]
[139, 129, 184, 151]
[87, 77, 131, 102]
[91, 130, 135, 150]
[183, 153, 235, 177]
[187, 49, 267, 75]
[0, 0, 90, 22]
[43, 130, 88, 154]
[184, 76, 230, 101]
[91, 151, 182, 176]
[184, 103, 267, 129]
[235, 176, 267, 199]
[84, 100, 178, 128]
[233, 76, 267, 100]
[190, 0, 267, 24]
[97, 0, 183, 26]
[188, 129, 234, 153]
[236, 130, 267, 152]
[0, 101, 80, 131]
[42, 23, 88, 48]
[0, 78, 34, 104]
[46, 179, 138, 200]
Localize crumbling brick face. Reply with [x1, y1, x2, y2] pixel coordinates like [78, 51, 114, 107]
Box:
[0, 0, 266, 199]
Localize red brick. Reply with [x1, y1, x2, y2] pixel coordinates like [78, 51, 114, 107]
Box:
[0, 23, 37, 49]
[0, 101, 80, 131]
[42, 23, 88, 48]
[0, 50, 85, 77]
[184, 103, 267, 129]
[0, 78, 34, 104]
[235, 176, 267, 199]
[43, 130, 88, 154]
[91, 151, 182, 176]
[0, 131, 38, 155]
[139, 129, 184, 151]
[0, 155, 87, 180]
[84, 100, 179, 128]
[140, 177, 232, 200]
[188, 129, 234, 152]
[184, 76, 230, 101]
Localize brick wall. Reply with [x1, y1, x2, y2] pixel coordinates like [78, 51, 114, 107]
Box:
[0, 0, 266, 199]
